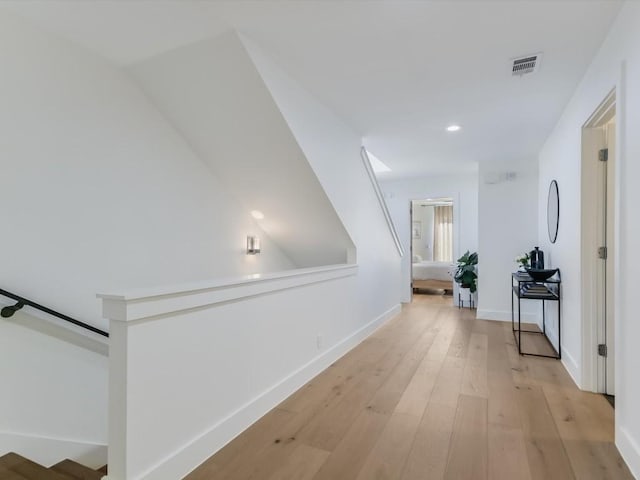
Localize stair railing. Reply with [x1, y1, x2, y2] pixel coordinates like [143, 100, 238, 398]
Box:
[0, 288, 109, 337]
[360, 146, 404, 257]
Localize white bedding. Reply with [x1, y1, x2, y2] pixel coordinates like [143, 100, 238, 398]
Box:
[412, 261, 454, 281]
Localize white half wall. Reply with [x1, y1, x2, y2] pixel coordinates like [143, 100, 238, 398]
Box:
[538, 2, 640, 475]
[380, 174, 478, 303]
[100, 266, 400, 480]
[477, 161, 539, 323]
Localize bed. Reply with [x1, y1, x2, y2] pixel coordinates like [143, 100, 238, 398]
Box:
[412, 257, 454, 292]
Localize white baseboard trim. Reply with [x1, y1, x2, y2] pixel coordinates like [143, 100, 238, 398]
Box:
[0, 432, 107, 469]
[561, 356, 580, 390]
[618, 426, 640, 479]
[543, 328, 581, 389]
[128, 303, 401, 480]
[476, 309, 540, 323]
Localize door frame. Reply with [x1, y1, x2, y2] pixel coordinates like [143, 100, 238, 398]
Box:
[408, 193, 460, 301]
[580, 88, 619, 393]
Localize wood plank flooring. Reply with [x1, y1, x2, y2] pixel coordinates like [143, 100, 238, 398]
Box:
[186, 295, 633, 480]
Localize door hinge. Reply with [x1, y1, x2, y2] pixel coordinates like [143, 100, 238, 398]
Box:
[598, 344, 608, 357]
[599, 148, 609, 162]
[598, 246, 608, 259]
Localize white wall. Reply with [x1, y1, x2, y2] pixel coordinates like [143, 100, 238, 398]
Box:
[0, 12, 403, 473]
[477, 162, 539, 322]
[98, 33, 404, 479]
[0, 310, 107, 467]
[411, 203, 435, 261]
[243, 35, 403, 325]
[101, 267, 399, 480]
[380, 174, 478, 303]
[538, 2, 640, 475]
[130, 32, 355, 268]
[0, 11, 294, 464]
[0, 12, 295, 331]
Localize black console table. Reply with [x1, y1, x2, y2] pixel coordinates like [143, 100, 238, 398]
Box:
[511, 271, 561, 359]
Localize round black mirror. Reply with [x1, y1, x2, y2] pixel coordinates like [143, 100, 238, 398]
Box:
[547, 180, 559, 243]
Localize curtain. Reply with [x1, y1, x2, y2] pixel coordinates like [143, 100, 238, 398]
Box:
[433, 205, 453, 262]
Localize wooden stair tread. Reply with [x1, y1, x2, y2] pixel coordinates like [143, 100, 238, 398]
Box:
[0, 453, 71, 480]
[0, 453, 27, 469]
[50, 460, 103, 480]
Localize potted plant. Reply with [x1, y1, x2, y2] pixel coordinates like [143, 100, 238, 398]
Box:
[454, 251, 478, 293]
[515, 252, 530, 271]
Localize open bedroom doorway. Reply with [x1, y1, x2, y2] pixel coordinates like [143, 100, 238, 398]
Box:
[582, 89, 617, 405]
[410, 198, 454, 298]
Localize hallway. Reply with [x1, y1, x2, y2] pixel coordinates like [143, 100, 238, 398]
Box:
[188, 295, 632, 480]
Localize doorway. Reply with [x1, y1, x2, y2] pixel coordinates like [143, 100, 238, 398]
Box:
[581, 89, 616, 399]
[410, 198, 455, 298]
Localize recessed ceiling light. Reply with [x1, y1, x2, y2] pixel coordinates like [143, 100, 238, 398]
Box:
[446, 125, 461, 132]
[250, 210, 264, 220]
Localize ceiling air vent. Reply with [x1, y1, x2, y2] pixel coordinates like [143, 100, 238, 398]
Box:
[511, 53, 542, 76]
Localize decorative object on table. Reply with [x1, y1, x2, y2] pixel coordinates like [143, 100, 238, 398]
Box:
[520, 283, 551, 295]
[547, 180, 559, 243]
[454, 250, 478, 293]
[524, 267, 558, 282]
[529, 246, 544, 269]
[515, 252, 530, 271]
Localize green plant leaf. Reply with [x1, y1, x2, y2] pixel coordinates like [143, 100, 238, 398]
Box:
[453, 251, 478, 292]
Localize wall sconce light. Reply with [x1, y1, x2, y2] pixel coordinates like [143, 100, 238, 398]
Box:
[246, 236, 261, 255]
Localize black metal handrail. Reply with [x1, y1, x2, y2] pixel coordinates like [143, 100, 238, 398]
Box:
[0, 288, 109, 338]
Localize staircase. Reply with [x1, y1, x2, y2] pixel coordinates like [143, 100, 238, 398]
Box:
[0, 453, 106, 480]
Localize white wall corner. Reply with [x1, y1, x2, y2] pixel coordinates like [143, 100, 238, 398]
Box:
[543, 326, 580, 389]
[100, 298, 128, 323]
[561, 349, 581, 389]
[106, 320, 128, 480]
[617, 426, 640, 480]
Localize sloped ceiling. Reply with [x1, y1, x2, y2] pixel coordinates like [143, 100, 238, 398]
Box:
[0, 1, 624, 178]
[130, 31, 355, 268]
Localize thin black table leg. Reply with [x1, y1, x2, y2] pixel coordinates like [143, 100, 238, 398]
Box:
[518, 293, 522, 354]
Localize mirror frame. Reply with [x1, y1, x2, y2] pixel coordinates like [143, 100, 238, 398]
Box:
[547, 179, 559, 243]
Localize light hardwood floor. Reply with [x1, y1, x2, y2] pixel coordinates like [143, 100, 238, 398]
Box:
[187, 295, 633, 480]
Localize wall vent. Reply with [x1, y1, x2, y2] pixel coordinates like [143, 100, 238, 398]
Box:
[512, 53, 542, 76]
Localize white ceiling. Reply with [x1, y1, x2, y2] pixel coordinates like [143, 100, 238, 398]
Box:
[2, 1, 623, 179]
